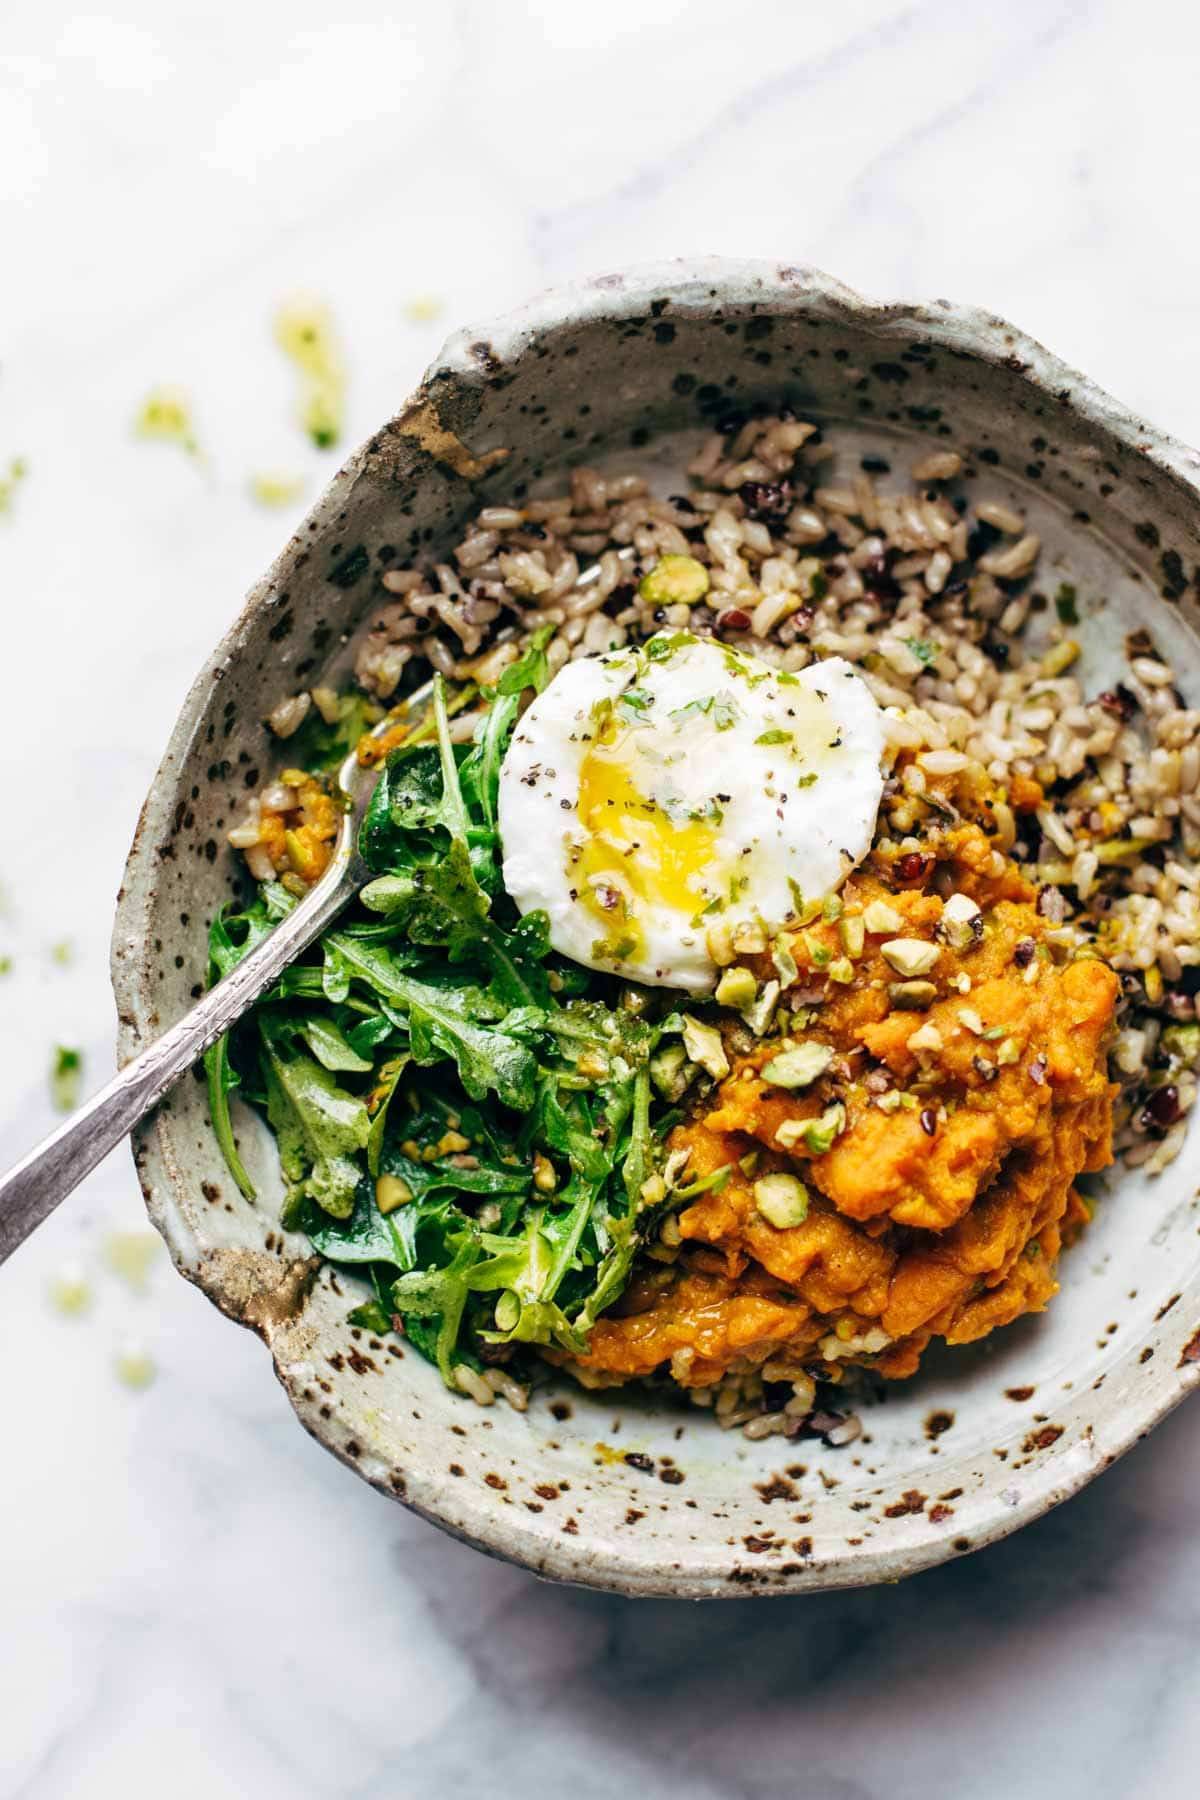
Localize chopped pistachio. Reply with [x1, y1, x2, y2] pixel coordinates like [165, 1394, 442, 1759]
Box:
[663, 1146, 694, 1189]
[639, 1173, 667, 1207]
[732, 918, 768, 955]
[881, 938, 940, 978]
[826, 957, 855, 985]
[715, 966, 758, 1011]
[532, 1152, 557, 1194]
[863, 899, 904, 934]
[744, 978, 781, 1036]
[650, 1040, 695, 1101]
[280, 828, 320, 884]
[754, 1172, 810, 1229]
[889, 980, 938, 1009]
[682, 1015, 729, 1081]
[822, 894, 844, 921]
[1041, 638, 1080, 677]
[494, 1290, 521, 1331]
[981, 1024, 1008, 1042]
[839, 914, 866, 958]
[638, 554, 710, 608]
[761, 1041, 834, 1089]
[957, 1007, 984, 1036]
[804, 931, 832, 969]
[772, 941, 799, 985]
[875, 1090, 902, 1114]
[939, 891, 983, 950]
[674, 1163, 734, 1200]
[738, 1149, 760, 1176]
[1162, 1023, 1200, 1068]
[705, 920, 736, 966]
[376, 1174, 413, 1213]
[954, 971, 973, 994]
[790, 892, 824, 928]
[907, 1021, 944, 1053]
[800, 1102, 847, 1154]
[996, 1038, 1021, 1066]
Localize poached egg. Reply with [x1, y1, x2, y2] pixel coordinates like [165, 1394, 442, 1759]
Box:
[497, 632, 885, 991]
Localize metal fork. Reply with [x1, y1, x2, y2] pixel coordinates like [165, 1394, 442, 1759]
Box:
[0, 545, 623, 1264]
[0, 677, 439, 1265]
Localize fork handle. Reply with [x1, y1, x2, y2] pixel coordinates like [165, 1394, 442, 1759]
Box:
[0, 866, 360, 1266]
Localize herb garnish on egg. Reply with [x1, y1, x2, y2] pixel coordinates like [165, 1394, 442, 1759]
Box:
[497, 632, 886, 991]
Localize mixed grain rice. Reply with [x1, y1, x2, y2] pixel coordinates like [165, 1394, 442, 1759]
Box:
[236, 413, 1200, 1437]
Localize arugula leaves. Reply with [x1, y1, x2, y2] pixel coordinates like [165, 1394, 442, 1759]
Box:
[259, 1010, 370, 1218]
[321, 936, 540, 1110]
[204, 638, 684, 1392]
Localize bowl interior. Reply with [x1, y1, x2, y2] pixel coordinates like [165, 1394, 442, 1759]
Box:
[114, 266, 1200, 1595]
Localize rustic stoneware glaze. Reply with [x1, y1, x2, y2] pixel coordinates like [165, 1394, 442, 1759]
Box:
[112, 261, 1200, 1596]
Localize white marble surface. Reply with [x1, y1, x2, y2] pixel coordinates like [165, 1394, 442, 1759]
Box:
[4, 1, 1200, 1793]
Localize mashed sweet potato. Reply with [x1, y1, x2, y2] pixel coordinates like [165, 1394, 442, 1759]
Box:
[571, 821, 1118, 1390]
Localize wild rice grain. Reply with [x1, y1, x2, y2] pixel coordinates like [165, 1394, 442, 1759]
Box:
[975, 500, 1025, 535]
[912, 450, 963, 482]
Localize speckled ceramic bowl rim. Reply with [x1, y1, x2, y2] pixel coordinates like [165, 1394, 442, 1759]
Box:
[113, 259, 1200, 1595]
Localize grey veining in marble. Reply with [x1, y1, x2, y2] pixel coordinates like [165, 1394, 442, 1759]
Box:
[3, 0, 1200, 1793]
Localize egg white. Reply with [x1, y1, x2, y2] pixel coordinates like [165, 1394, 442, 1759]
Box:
[497, 633, 885, 991]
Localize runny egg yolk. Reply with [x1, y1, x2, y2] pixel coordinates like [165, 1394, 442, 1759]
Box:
[574, 721, 721, 960]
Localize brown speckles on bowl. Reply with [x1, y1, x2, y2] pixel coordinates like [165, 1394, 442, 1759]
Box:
[1022, 1425, 1065, 1454]
[755, 1474, 799, 1505]
[113, 259, 1200, 1598]
[883, 1490, 927, 1519]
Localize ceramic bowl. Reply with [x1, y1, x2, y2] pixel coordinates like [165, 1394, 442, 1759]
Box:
[112, 260, 1200, 1597]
